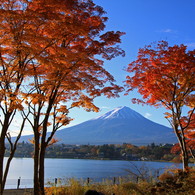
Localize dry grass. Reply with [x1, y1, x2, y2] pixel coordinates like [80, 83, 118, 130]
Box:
[44, 167, 195, 195]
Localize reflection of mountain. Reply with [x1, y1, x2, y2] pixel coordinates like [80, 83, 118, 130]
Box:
[18, 106, 177, 145]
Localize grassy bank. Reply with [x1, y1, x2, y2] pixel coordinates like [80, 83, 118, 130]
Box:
[44, 167, 195, 195]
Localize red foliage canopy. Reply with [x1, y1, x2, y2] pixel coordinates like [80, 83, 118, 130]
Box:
[125, 41, 195, 170]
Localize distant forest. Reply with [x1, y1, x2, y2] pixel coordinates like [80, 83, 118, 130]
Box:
[4, 142, 187, 162]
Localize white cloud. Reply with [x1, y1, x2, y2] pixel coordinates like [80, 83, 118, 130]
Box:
[144, 113, 152, 118]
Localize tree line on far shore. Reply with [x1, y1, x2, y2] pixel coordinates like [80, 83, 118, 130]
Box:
[5, 141, 186, 162]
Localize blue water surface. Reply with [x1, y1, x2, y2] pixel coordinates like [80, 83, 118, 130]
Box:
[4, 158, 183, 189]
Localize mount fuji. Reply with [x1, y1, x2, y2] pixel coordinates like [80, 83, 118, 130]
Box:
[53, 106, 177, 145]
[17, 106, 177, 145]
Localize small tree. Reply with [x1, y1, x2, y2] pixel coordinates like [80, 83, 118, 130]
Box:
[125, 41, 195, 171]
[0, 0, 33, 193]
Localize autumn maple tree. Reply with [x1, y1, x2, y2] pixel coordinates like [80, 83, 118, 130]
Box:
[0, 0, 125, 194]
[125, 41, 195, 171]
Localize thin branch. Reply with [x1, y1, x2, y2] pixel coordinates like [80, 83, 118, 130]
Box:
[189, 147, 195, 159]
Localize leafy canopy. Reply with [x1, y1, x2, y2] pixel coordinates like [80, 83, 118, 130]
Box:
[125, 41, 195, 111]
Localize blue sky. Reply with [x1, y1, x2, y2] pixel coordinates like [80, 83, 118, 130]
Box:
[65, 0, 195, 129]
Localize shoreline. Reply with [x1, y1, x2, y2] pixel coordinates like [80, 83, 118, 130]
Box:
[4, 156, 178, 163]
[3, 188, 33, 195]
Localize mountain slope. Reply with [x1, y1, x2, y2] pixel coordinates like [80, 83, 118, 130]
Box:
[54, 106, 177, 145]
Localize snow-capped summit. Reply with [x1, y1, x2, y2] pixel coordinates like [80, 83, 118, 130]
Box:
[93, 106, 143, 120]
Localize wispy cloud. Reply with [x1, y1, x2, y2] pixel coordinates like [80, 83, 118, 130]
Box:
[185, 42, 195, 48]
[164, 29, 172, 33]
[156, 29, 177, 33]
[8, 119, 33, 136]
[12, 119, 24, 128]
[101, 106, 110, 109]
[144, 113, 152, 118]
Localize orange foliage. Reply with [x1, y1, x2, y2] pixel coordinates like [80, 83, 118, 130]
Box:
[91, 146, 98, 155]
[1, 0, 125, 193]
[126, 143, 134, 149]
[139, 146, 147, 150]
[47, 136, 60, 148]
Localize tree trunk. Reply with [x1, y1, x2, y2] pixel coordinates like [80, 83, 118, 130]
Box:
[38, 121, 48, 195]
[38, 142, 46, 195]
[180, 134, 189, 171]
[174, 126, 189, 171]
[0, 138, 5, 195]
[38, 100, 53, 195]
[178, 142, 189, 171]
[3, 116, 26, 192]
[182, 153, 189, 171]
[0, 115, 11, 195]
[33, 131, 40, 195]
[2, 152, 14, 191]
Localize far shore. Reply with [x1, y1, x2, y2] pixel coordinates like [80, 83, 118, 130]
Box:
[5, 155, 184, 164]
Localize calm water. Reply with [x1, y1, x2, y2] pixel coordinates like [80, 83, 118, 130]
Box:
[4, 158, 182, 189]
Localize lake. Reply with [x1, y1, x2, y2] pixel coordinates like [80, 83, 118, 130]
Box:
[4, 158, 183, 189]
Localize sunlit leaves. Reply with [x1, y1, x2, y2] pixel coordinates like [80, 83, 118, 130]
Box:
[164, 112, 173, 119]
[125, 40, 195, 111]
